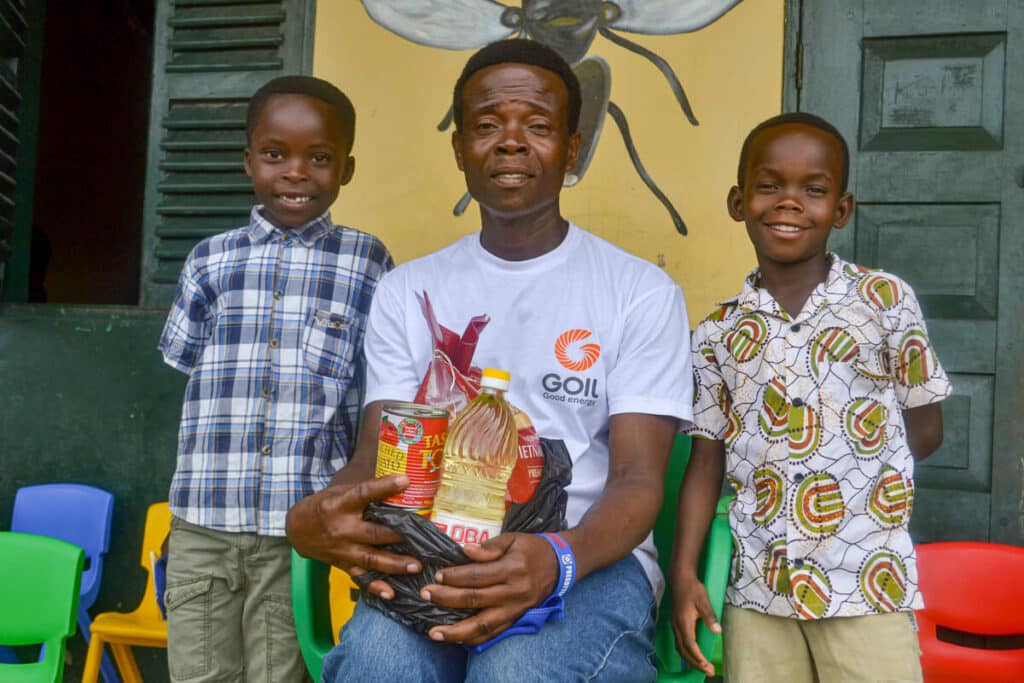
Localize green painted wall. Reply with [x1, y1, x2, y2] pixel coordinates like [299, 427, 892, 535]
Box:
[0, 304, 184, 681]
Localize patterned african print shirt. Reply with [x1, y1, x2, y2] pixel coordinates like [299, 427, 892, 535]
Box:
[159, 207, 393, 536]
[685, 254, 951, 619]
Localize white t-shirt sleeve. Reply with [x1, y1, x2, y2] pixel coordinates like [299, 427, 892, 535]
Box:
[606, 283, 693, 421]
[364, 272, 423, 405]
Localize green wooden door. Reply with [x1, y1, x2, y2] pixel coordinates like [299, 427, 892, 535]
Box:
[789, 0, 1024, 545]
[140, 0, 316, 308]
[0, 0, 43, 302]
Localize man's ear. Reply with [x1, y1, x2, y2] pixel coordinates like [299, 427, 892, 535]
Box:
[340, 156, 355, 186]
[243, 148, 253, 178]
[452, 131, 464, 171]
[832, 192, 856, 229]
[567, 129, 581, 172]
[726, 185, 745, 222]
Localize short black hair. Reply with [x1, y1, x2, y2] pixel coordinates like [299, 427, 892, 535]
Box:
[452, 39, 581, 134]
[737, 112, 850, 192]
[246, 75, 356, 151]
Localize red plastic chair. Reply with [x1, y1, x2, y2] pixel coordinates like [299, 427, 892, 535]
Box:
[915, 542, 1024, 683]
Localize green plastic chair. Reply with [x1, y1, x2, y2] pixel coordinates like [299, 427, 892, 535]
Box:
[654, 434, 733, 682]
[292, 549, 334, 682]
[291, 435, 733, 682]
[0, 531, 85, 682]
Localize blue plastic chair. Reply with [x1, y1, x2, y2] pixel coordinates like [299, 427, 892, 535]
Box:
[11, 484, 120, 683]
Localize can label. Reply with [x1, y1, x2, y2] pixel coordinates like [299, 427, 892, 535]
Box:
[376, 402, 449, 511]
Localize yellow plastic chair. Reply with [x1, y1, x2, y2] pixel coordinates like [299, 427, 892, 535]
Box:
[82, 502, 170, 683]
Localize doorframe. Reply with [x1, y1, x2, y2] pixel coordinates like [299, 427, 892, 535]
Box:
[782, 0, 801, 113]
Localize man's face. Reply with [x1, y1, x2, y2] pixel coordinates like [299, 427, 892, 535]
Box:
[728, 123, 853, 269]
[452, 63, 580, 222]
[244, 94, 354, 230]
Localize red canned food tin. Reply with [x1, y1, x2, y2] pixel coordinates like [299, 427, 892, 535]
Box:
[376, 402, 449, 513]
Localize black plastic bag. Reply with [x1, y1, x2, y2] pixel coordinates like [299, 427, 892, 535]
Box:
[354, 437, 572, 634]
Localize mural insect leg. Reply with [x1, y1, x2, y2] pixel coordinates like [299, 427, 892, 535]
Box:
[598, 27, 699, 126]
[606, 101, 687, 235]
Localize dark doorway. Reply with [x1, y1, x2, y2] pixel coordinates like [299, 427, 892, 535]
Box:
[30, 0, 155, 304]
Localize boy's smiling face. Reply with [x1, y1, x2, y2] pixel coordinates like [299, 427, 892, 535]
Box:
[244, 93, 354, 230]
[728, 123, 853, 270]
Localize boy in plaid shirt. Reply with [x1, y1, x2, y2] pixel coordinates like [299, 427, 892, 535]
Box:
[158, 76, 392, 682]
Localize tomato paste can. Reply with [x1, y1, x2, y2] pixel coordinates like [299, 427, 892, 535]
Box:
[375, 402, 449, 513]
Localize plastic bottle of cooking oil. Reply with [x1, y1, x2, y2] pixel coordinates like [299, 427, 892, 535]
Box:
[432, 368, 518, 545]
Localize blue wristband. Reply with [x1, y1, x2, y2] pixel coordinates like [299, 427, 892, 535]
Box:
[466, 533, 576, 654]
[538, 532, 576, 598]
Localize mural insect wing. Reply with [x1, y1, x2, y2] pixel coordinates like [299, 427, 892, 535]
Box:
[567, 56, 610, 187]
[610, 0, 743, 34]
[360, 0, 513, 49]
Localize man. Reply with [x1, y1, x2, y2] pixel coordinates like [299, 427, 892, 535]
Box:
[286, 38, 693, 682]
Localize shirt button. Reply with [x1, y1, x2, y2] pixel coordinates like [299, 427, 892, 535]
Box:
[791, 559, 804, 569]
[260, 388, 270, 398]
[791, 324, 801, 332]
[793, 473, 805, 484]
[792, 397, 804, 407]
[261, 445, 271, 455]
[274, 290, 283, 300]
[269, 339, 279, 348]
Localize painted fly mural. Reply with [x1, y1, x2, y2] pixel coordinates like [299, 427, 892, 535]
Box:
[359, 0, 743, 235]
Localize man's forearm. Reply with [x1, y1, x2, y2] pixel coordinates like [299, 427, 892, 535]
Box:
[328, 400, 384, 485]
[565, 473, 666, 580]
[286, 401, 384, 555]
[562, 412, 677, 580]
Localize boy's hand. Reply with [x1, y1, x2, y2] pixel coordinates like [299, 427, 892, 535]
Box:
[285, 474, 423, 599]
[418, 532, 559, 646]
[671, 572, 721, 677]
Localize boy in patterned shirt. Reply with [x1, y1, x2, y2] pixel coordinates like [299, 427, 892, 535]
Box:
[158, 76, 392, 682]
[670, 112, 950, 682]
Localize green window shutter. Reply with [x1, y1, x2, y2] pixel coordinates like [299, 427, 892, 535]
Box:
[0, 0, 43, 302]
[140, 0, 315, 308]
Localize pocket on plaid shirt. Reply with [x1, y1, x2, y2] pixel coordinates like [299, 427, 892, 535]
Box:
[303, 308, 359, 380]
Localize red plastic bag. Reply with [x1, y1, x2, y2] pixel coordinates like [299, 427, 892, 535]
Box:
[413, 291, 544, 505]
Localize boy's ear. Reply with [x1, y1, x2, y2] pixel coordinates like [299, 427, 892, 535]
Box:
[340, 155, 355, 186]
[726, 185, 745, 222]
[832, 191, 856, 229]
[452, 131, 464, 171]
[243, 148, 253, 178]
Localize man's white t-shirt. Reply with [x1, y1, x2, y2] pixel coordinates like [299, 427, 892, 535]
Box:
[364, 223, 693, 594]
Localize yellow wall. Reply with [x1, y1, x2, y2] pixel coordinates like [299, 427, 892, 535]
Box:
[313, 2, 784, 318]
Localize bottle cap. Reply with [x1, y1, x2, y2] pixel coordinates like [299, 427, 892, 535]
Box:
[481, 367, 511, 391]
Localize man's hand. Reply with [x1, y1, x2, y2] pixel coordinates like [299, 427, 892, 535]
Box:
[670, 572, 720, 677]
[418, 532, 560, 646]
[285, 473, 423, 599]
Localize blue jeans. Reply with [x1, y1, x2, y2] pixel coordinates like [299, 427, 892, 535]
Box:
[322, 554, 658, 682]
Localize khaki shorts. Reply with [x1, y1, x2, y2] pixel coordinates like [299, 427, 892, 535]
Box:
[165, 516, 310, 683]
[723, 604, 922, 683]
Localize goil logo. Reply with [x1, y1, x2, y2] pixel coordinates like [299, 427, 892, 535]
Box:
[555, 329, 601, 372]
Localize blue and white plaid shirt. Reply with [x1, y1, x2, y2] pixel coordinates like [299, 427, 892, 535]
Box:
[159, 207, 393, 535]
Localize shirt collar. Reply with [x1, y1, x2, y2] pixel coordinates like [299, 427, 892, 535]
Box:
[720, 253, 849, 321]
[245, 206, 334, 247]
